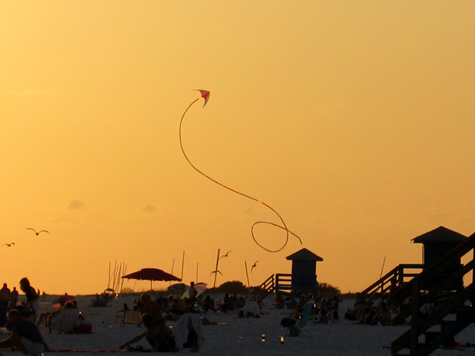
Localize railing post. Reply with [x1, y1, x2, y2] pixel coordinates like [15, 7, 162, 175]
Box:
[398, 265, 403, 286]
[472, 238, 475, 307]
[410, 278, 420, 355]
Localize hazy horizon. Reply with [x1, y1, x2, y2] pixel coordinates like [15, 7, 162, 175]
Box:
[1, 1, 473, 295]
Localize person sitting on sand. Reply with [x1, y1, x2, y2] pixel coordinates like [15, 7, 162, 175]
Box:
[48, 301, 79, 334]
[376, 302, 392, 326]
[136, 293, 167, 323]
[120, 313, 176, 352]
[0, 309, 49, 356]
[37, 296, 68, 327]
[219, 293, 233, 313]
[274, 293, 285, 309]
[168, 297, 188, 319]
[201, 295, 216, 313]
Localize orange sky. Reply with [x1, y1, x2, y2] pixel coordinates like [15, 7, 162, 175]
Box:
[0, 1, 474, 295]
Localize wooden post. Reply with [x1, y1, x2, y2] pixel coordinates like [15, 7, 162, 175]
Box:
[213, 248, 220, 288]
[181, 250, 185, 281]
[410, 278, 420, 355]
[245, 261, 250, 287]
[196, 262, 199, 282]
[107, 261, 111, 290]
[169, 258, 175, 286]
[472, 237, 475, 307]
[120, 263, 127, 293]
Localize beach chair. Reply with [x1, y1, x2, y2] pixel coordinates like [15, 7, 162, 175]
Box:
[124, 310, 141, 324]
[287, 301, 313, 337]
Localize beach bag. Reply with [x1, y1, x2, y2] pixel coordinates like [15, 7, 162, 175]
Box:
[280, 317, 296, 328]
[75, 323, 92, 334]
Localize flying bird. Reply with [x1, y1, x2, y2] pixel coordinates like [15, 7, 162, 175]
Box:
[2, 242, 15, 247]
[251, 261, 258, 272]
[26, 228, 49, 236]
[210, 270, 223, 276]
[221, 250, 232, 258]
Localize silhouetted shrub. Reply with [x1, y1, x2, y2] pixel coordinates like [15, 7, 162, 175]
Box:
[213, 281, 248, 294]
[318, 283, 341, 298]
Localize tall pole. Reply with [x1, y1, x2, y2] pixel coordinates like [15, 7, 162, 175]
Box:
[169, 258, 175, 286]
[181, 250, 185, 282]
[213, 248, 220, 288]
[196, 262, 199, 282]
[120, 263, 127, 293]
[112, 260, 118, 291]
[107, 261, 111, 289]
[245, 261, 250, 287]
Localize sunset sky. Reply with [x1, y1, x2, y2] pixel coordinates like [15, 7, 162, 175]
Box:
[1, 1, 473, 295]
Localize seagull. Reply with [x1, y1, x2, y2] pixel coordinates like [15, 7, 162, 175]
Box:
[210, 270, 223, 276]
[2, 242, 15, 247]
[26, 228, 49, 236]
[251, 261, 258, 272]
[221, 250, 232, 258]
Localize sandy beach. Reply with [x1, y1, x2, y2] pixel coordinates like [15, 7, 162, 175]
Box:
[2, 294, 475, 356]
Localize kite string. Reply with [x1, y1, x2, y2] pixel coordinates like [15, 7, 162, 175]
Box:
[179, 99, 258, 202]
[179, 96, 303, 253]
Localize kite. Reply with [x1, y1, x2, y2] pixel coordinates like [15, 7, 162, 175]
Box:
[179, 90, 303, 253]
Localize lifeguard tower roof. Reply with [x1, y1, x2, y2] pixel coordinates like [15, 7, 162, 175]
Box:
[412, 226, 467, 244]
[286, 248, 323, 261]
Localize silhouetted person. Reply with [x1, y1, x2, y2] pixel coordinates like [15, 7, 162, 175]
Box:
[0, 309, 48, 355]
[19, 278, 39, 322]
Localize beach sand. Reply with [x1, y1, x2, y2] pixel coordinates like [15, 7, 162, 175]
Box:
[1, 294, 475, 355]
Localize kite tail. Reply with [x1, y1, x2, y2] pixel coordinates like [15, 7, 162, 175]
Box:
[180, 92, 303, 253]
[251, 201, 303, 253]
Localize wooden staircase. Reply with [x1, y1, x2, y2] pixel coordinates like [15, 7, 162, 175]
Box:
[250, 273, 294, 300]
[359, 263, 423, 305]
[390, 233, 475, 356]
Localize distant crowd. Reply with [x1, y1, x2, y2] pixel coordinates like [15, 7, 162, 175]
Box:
[119, 281, 210, 352]
[0, 278, 42, 324]
[0, 282, 19, 310]
[0, 277, 50, 355]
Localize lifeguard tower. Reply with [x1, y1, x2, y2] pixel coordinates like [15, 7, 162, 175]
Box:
[357, 226, 474, 356]
[286, 248, 323, 295]
[254, 247, 323, 298]
[412, 226, 467, 291]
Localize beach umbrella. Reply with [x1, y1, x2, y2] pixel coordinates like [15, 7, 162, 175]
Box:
[168, 283, 187, 294]
[51, 294, 75, 308]
[181, 282, 207, 299]
[194, 282, 207, 296]
[122, 268, 181, 290]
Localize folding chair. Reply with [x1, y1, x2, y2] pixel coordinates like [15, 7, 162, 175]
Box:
[287, 300, 313, 337]
[124, 310, 141, 324]
[298, 301, 313, 336]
